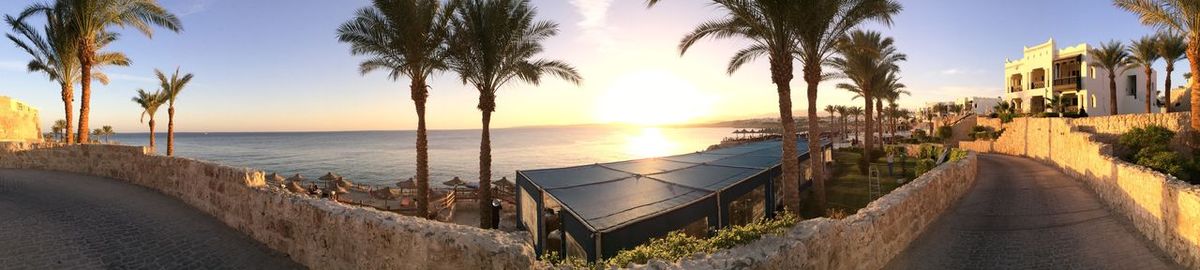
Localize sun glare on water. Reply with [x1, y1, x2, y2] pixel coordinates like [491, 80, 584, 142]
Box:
[594, 70, 717, 126]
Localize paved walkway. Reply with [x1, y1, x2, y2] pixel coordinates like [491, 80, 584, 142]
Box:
[0, 169, 302, 269]
[884, 154, 1180, 270]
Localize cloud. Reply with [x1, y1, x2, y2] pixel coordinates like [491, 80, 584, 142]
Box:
[940, 68, 963, 75]
[106, 72, 157, 83]
[569, 0, 615, 50]
[938, 68, 988, 76]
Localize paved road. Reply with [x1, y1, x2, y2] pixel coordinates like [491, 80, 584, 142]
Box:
[0, 169, 302, 269]
[884, 154, 1180, 270]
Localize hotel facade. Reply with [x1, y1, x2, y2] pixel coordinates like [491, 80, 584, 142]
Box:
[1004, 39, 1158, 116]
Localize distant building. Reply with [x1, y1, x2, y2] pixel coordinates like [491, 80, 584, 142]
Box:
[0, 96, 42, 142]
[1004, 39, 1157, 116]
[957, 97, 1001, 115]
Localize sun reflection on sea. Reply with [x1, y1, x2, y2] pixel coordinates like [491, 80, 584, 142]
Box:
[625, 127, 678, 158]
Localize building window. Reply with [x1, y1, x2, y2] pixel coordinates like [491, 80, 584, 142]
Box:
[1091, 95, 1097, 108]
[1126, 75, 1137, 97]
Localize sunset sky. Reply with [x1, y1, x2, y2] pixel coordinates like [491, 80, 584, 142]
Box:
[0, 0, 1186, 132]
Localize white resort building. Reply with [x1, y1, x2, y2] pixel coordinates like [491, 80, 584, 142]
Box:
[1004, 39, 1158, 116]
[957, 97, 1001, 115]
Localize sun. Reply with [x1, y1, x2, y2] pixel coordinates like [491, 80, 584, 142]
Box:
[594, 70, 717, 126]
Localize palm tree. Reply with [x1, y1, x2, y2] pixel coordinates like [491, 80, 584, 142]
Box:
[1089, 40, 1132, 116]
[21, 0, 181, 144]
[666, 0, 805, 211]
[446, 0, 582, 228]
[6, 11, 127, 145]
[834, 105, 848, 139]
[1129, 35, 1161, 113]
[824, 105, 836, 136]
[830, 30, 906, 173]
[51, 119, 67, 141]
[1115, 0, 1200, 128]
[101, 125, 114, 143]
[1047, 94, 1065, 117]
[794, 0, 901, 213]
[848, 106, 863, 142]
[1156, 32, 1187, 112]
[156, 67, 194, 156]
[881, 75, 908, 139]
[132, 89, 165, 149]
[337, 0, 454, 218]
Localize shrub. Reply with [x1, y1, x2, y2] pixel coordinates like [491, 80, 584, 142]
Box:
[1135, 150, 1191, 181]
[999, 113, 1015, 123]
[915, 159, 936, 175]
[545, 212, 800, 268]
[1118, 125, 1175, 160]
[948, 149, 969, 162]
[935, 126, 953, 140]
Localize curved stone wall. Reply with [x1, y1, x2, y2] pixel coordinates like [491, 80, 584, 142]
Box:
[0, 143, 536, 270]
[960, 113, 1200, 268]
[631, 152, 979, 269]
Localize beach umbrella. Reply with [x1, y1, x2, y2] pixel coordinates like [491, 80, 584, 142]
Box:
[370, 187, 401, 200]
[334, 177, 354, 189]
[285, 181, 307, 193]
[319, 172, 340, 181]
[395, 177, 417, 189]
[443, 176, 466, 187]
[266, 173, 286, 184]
[286, 173, 305, 183]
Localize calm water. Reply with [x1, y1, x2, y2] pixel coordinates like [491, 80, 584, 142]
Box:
[107, 126, 734, 186]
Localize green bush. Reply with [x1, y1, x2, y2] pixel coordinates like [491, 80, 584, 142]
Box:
[1135, 150, 1191, 181]
[543, 212, 800, 268]
[999, 113, 1015, 123]
[1118, 125, 1175, 160]
[915, 159, 936, 175]
[948, 149, 969, 162]
[935, 126, 953, 140]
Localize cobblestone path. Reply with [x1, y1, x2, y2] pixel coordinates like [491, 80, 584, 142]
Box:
[0, 169, 302, 269]
[884, 154, 1180, 270]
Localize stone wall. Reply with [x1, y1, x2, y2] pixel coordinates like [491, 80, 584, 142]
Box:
[964, 113, 1200, 268]
[0, 96, 41, 142]
[636, 153, 980, 270]
[0, 143, 536, 270]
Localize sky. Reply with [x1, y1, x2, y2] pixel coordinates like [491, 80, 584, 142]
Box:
[0, 0, 1185, 132]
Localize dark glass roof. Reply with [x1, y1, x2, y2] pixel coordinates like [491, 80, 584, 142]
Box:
[519, 139, 821, 232]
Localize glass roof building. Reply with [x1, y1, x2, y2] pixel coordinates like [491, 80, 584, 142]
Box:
[515, 139, 830, 261]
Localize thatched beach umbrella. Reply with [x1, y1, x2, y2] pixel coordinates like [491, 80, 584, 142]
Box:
[334, 177, 354, 189]
[286, 173, 305, 183]
[286, 181, 307, 193]
[319, 172, 340, 190]
[443, 176, 466, 187]
[266, 173, 286, 184]
[370, 187, 401, 200]
[395, 177, 417, 189]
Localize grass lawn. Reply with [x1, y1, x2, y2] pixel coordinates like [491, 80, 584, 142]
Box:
[799, 148, 918, 218]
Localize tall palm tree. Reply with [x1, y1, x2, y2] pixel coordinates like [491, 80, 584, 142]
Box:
[1129, 35, 1161, 113]
[834, 105, 848, 139]
[667, 0, 805, 211]
[6, 11, 127, 145]
[101, 125, 114, 143]
[1156, 32, 1187, 112]
[132, 89, 165, 149]
[1115, 0, 1200, 128]
[1089, 40, 1132, 116]
[337, 0, 454, 218]
[829, 30, 905, 173]
[156, 67, 194, 156]
[21, 0, 181, 144]
[824, 105, 836, 135]
[848, 106, 863, 142]
[880, 75, 907, 139]
[446, 0, 581, 228]
[794, 0, 901, 213]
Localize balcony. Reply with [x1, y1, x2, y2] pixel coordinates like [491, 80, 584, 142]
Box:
[1031, 81, 1046, 89]
[1009, 86, 1024, 93]
[1053, 76, 1080, 91]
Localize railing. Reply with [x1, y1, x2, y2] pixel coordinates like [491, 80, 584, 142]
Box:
[1053, 76, 1080, 87]
[1009, 86, 1023, 93]
[1031, 81, 1046, 89]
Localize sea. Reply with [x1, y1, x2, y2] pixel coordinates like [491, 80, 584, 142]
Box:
[106, 126, 736, 186]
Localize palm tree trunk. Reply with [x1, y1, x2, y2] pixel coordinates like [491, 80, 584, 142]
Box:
[168, 105, 176, 156]
[1189, 41, 1200, 131]
[773, 56, 803, 213]
[412, 83, 431, 218]
[876, 100, 884, 148]
[478, 108, 494, 229]
[148, 119, 156, 149]
[863, 97, 874, 172]
[804, 67, 826, 215]
[60, 83, 74, 145]
[1165, 64, 1174, 112]
[1109, 73, 1118, 116]
[77, 39, 94, 144]
[1146, 68, 1153, 113]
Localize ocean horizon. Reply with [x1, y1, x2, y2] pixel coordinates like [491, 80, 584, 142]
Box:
[102, 125, 737, 187]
